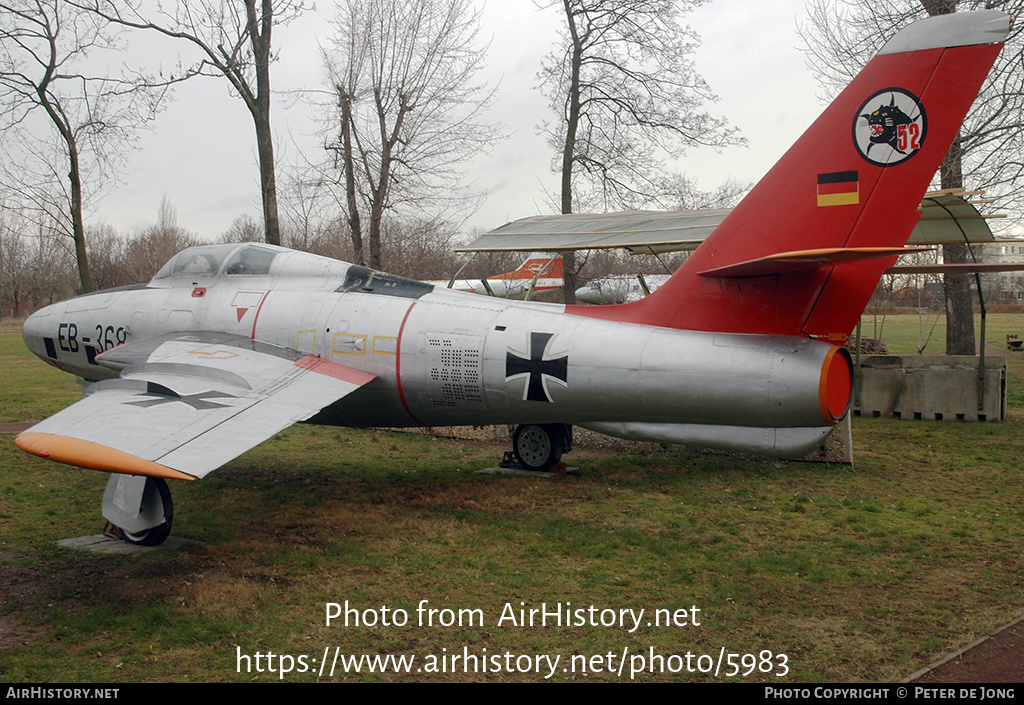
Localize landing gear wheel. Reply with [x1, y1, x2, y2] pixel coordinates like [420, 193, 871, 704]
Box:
[512, 424, 565, 472]
[119, 477, 173, 547]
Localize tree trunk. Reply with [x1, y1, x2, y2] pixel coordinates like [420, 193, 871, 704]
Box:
[939, 134, 976, 355]
[943, 241, 976, 354]
[248, 0, 281, 246]
[559, 0, 582, 305]
[68, 138, 93, 293]
[339, 94, 364, 265]
[254, 111, 281, 247]
[919, 0, 975, 355]
[364, 90, 407, 271]
[369, 196, 384, 270]
[35, 50, 93, 292]
[44, 95, 93, 294]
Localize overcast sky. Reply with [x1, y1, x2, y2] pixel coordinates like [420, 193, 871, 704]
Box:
[97, 0, 821, 243]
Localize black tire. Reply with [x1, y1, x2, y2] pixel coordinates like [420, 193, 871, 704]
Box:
[119, 477, 173, 546]
[512, 424, 565, 472]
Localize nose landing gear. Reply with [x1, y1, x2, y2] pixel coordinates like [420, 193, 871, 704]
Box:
[102, 474, 174, 546]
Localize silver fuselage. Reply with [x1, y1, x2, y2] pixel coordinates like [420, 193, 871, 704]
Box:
[23, 246, 846, 458]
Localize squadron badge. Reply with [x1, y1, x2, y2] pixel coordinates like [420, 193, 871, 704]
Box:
[853, 88, 927, 167]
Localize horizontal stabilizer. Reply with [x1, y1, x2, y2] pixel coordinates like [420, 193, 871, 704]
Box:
[699, 247, 931, 278]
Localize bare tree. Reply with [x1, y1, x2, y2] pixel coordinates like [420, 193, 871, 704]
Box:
[0, 0, 169, 292]
[0, 198, 33, 316]
[88, 198, 201, 288]
[379, 217, 463, 280]
[539, 0, 742, 302]
[0, 195, 76, 314]
[220, 213, 265, 243]
[124, 197, 200, 281]
[277, 161, 341, 254]
[324, 0, 499, 270]
[657, 174, 749, 211]
[326, 1, 365, 265]
[78, 0, 307, 247]
[800, 0, 1024, 354]
[84, 223, 126, 289]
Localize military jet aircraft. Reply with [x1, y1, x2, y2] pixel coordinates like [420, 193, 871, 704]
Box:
[426, 252, 563, 298]
[575, 274, 670, 305]
[15, 11, 1010, 545]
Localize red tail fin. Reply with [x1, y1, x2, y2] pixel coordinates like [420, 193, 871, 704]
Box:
[498, 253, 563, 281]
[573, 11, 1009, 339]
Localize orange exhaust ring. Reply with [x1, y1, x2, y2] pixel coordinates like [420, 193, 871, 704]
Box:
[819, 347, 854, 426]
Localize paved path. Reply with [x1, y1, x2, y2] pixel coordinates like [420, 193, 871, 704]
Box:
[907, 616, 1024, 683]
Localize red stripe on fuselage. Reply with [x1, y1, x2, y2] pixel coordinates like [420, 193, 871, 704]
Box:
[395, 302, 422, 425]
[250, 291, 270, 339]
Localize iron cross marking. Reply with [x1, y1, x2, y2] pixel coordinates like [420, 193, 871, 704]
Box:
[505, 332, 568, 403]
[127, 386, 235, 410]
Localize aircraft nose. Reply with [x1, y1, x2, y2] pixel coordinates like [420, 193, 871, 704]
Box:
[22, 303, 57, 362]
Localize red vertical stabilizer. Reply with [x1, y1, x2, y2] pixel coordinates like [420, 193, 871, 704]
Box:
[500, 253, 564, 281]
[571, 10, 1009, 340]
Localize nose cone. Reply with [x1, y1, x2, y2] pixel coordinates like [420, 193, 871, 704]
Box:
[23, 303, 58, 363]
[575, 285, 610, 305]
[574, 286, 595, 304]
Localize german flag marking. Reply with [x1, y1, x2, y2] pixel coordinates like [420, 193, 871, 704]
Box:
[817, 171, 859, 207]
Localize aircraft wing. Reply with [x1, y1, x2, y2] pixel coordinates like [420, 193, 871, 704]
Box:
[15, 332, 376, 480]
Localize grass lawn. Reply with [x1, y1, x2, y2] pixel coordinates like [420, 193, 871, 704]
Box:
[1, 318, 1022, 682]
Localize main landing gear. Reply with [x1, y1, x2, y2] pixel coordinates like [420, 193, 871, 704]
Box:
[510, 423, 573, 472]
[102, 474, 174, 546]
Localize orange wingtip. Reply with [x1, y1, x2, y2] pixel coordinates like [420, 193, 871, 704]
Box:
[14, 432, 196, 481]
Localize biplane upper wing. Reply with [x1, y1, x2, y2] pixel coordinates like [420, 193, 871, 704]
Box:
[15, 332, 376, 480]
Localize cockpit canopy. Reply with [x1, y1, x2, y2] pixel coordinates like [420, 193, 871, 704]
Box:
[148, 243, 436, 297]
[152, 243, 281, 281]
[149, 243, 358, 290]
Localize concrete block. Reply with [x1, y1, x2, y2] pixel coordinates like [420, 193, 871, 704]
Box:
[854, 355, 1006, 422]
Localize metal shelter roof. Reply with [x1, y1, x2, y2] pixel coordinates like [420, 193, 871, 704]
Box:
[913, 190, 1003, 245]
[456, 209, 729, 254]
[457, 190, 1008, 255]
